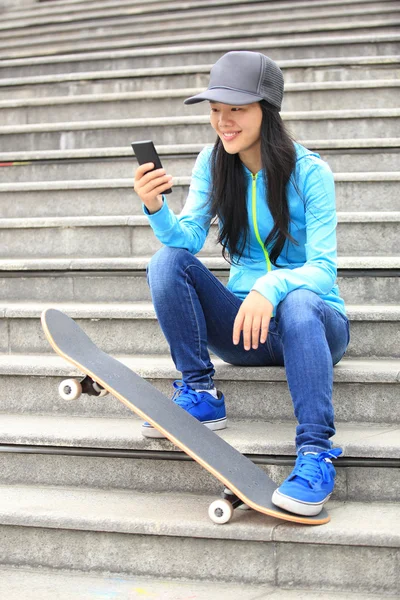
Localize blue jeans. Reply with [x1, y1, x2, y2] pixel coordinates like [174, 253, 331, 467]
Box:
[147, 247, 350, 453]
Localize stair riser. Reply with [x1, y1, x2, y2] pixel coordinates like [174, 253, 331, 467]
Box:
[0, 453, 398, 502]
[1, 113, 400, 152]
[2, 0, 398, 25]
[0, 273, 397, 305]
[2, 0, 397, 38]
[1, 40, 398, 78]
[2, 152, 398, 184]
[4, 317, 399, 358]
[3, 117, 399, 151]
[1, 372, 398, 424]
[0, 524, 397, 593]
[1, 180, 400, 216]
[0, 221, 397, 258]
[2, 65, 400, 100]
[3, 11, 399, 55]
[2, 88, 400, 125]
[5, 25, 400, 60]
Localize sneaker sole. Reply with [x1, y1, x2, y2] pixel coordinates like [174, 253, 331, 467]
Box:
[141, 417, 227, 439]
[271, 489, 331, 517]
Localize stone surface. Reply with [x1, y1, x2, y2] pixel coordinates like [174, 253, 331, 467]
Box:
[2, 110, 400, 152]
[1, 566, 397, 600]
[2, 302, 399, 357]
[2, 83, 399, 125]
[0, 487, 399, 590]
[0, 33, 399, 78]
[0, 413, 399, 458]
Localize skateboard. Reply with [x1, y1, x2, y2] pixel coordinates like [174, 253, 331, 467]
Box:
[41, 308, 330, 526]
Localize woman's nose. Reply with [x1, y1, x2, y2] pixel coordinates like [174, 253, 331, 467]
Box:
[218, 112, 233, 126]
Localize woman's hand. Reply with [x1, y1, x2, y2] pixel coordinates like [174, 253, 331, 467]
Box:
[233, 290, 273, 350]
[134, 162, 173, 213]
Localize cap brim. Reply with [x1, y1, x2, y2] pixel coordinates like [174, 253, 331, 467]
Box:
[184, 88, 263, 105]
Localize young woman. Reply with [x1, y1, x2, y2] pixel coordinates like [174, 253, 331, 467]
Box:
[133, 51, 350, 517]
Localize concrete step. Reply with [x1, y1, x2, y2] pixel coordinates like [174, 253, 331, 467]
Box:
[0, 413, 399, 500]
[2, 109, 400, 152]
[0, 257, 397, 305]
[0, 173, 399, 216]
[0, 213, 397, 258]
[1, 0, 397, 30]
[0, 0, 274, 25]
[0, 257, 400, 306]
[3, 17, 399, 60]
[1, 141, 399, 181]
[2, 5, 399, 52]
[0, 353, 398, 425]
[1, 0, 367, 20]
[2, 0, 397, 28]
[2, 567, 396, 600]
[1, 57, 398, 101]
[1, 430, 399, 503]
[0, 301, 398, 358]
[3, 412, 398, 458]
[0, 485, 399, 593]
[2, 81, 400, 125]
[0, 35, 398, 78]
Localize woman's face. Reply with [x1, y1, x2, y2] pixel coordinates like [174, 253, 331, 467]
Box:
[209, 101, 263, 164]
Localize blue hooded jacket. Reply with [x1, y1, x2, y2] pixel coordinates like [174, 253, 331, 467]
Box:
[143, 142, 346, 317]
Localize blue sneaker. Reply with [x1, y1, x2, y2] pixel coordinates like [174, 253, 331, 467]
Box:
[271, 448, 342, 516]
[141, 379, 227, 438]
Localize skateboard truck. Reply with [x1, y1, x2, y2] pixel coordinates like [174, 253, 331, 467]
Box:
[58, 376, 108, 401]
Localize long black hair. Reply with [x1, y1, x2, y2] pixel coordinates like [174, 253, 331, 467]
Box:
[208, 99, 300, 266]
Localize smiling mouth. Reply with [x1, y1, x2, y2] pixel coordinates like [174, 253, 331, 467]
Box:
[221, 132, 241, 141]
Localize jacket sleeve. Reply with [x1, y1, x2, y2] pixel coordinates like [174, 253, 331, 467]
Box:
[142, 148, 213, 255]
[251, 157, 338, 308]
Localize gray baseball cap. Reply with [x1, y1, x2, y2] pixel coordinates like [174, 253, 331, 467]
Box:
[184, 51, 284, 111]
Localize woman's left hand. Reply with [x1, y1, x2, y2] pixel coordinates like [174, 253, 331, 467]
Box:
[233, 290, 273, 350]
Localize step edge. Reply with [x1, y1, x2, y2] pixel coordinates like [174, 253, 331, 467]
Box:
[0, 483, 399, 547]
[0, 354, 397, 382]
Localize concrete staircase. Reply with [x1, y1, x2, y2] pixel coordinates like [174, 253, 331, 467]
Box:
[0, 0, 399, 597]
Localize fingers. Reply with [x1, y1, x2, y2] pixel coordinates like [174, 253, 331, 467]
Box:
[260, 315, 270, 344]
[140, 172, 172, 195]
[135, 162, 155, 177]
[134, 163, 173, 203]
[232, 311, 244, 346]
[135, 165, 171, 189]
[233, 311, 270, 350]
[251, 315, 262, 349]
[242, 313, 254, 351]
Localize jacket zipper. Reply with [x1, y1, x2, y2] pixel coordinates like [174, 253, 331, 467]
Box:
[251, 173, 271, 272]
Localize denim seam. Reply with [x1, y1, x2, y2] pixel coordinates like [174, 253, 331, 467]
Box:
[184, 266, 213, 387]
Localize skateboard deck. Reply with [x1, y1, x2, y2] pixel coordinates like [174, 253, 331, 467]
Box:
[41, 308, 330, 526]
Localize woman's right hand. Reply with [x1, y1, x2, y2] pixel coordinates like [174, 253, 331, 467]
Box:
[133, 162, 173, 213]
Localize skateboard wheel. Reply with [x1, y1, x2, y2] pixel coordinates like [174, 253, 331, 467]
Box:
[59, 378, 82, 401]
[208, 499, 234, 524]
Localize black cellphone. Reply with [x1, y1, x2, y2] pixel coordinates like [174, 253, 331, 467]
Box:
[131, 140, 172, 194]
